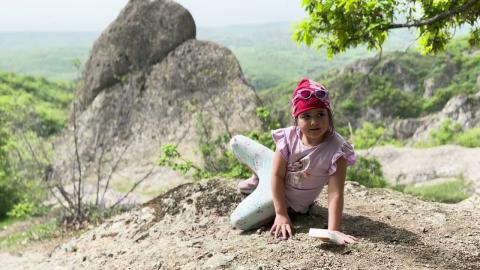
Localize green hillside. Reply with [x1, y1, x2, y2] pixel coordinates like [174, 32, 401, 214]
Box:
[260, 37, 480, 134]
[0, 71, 72, 136]
[0, 32, 97, 81]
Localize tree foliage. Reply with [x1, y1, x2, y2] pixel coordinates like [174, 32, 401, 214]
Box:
[0, 115, 16, 218]
[0, 72, 73, 219]
[294, 0, 480, 56]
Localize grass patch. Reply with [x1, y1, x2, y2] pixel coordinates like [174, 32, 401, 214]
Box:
[111, 179, 135, 194]
[403, 179, 473, 203]
[0, 218, 58, 251]
[142, 187, 167, 197]
[456, 128, 480, 147]
[0, 217, 18, 229]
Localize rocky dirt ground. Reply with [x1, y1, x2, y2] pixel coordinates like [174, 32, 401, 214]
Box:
[1, 179, 479, 270]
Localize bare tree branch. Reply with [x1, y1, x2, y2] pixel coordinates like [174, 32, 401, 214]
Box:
[70, 147, 78, 206]
[100, 140, 133, 206]
[72, 100, 83, 219]
[95, 131, 106, 206]
[110, 164, 155, 209]
[389, 0, 480, 29]
[95, 146, 106, 206]
[54, 183, 76, 213]
[18, 129, 43, 169]
[48, 185, 74, 215]
[197, 110, 219, 171]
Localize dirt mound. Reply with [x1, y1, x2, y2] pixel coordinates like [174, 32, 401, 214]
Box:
[144, 180, 244, 221]
[5, 179, 480, 269]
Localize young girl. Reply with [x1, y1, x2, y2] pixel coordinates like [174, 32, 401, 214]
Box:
[229, 78, 357, 245]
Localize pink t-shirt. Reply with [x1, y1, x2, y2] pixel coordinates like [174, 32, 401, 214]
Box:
[272, 126, 356, 213]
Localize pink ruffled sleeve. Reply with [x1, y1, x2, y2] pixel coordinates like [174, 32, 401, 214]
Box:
[271, 128, 290, 161]
[328, 141, 356, 175]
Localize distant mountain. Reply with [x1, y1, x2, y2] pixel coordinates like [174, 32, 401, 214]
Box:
[198, 22, 418, 89]
[0, 32, 97, 81]
[0, 32, 98, 50]
[0, 22, 418, 87]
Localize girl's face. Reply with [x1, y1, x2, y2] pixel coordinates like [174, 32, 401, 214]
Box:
[296, 108, 330, 145]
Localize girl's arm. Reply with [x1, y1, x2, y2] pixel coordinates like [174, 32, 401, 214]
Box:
[269, 149, 291, 239]
[327, 156, 358, 244]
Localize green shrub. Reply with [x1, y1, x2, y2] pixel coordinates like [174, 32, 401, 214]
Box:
[352, 122, 385, 149]
[367, 83, 422, 118]
[0, 118, 20, 219]
[6, 200, 45, 219]
[0, 183, 20, 219]
[347, 156, 388, 188]
[34, 104, 68, 136]
[350, 122, 403, 149]
[337, 98, 360, 116]
[158, 144, 212, 181]
[404, 179, 472, 203]
[430, 118, 462, 145]
[415, 118, 463, 147]
[455, 128, 480, 147]
[0, 128, 50, 220]
[422, 88, 454, 113]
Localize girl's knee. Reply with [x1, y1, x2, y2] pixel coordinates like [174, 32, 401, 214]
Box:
[229, 135, 244, 150]
[229, 135, 238, 147]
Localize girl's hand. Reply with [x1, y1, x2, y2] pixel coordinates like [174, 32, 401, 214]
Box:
[329, 230, 358, 245]
[270, 214, 293, 239]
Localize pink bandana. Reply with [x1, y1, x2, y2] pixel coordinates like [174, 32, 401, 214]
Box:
[291, 78, 330, 118]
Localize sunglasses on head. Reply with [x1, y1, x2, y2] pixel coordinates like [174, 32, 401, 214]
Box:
[293, 88, 329, 102]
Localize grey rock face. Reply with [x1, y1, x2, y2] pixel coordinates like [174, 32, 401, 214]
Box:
[389, 118, 426, 140]
[389, 94, 480, 142]
[340, 58, 376, 75]
[423, 78, 435, 98]
[78, 0, 196, 110]
[423, 74, 450, 98]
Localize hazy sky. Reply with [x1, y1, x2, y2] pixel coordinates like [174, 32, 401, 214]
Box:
[1, 0, 305, 31]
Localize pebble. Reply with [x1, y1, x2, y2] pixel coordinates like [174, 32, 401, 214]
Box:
[202, 254, 234, 269]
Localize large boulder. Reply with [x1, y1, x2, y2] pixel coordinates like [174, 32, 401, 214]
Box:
[53, 0, 261, 203]
[78, 0, 196, 110]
